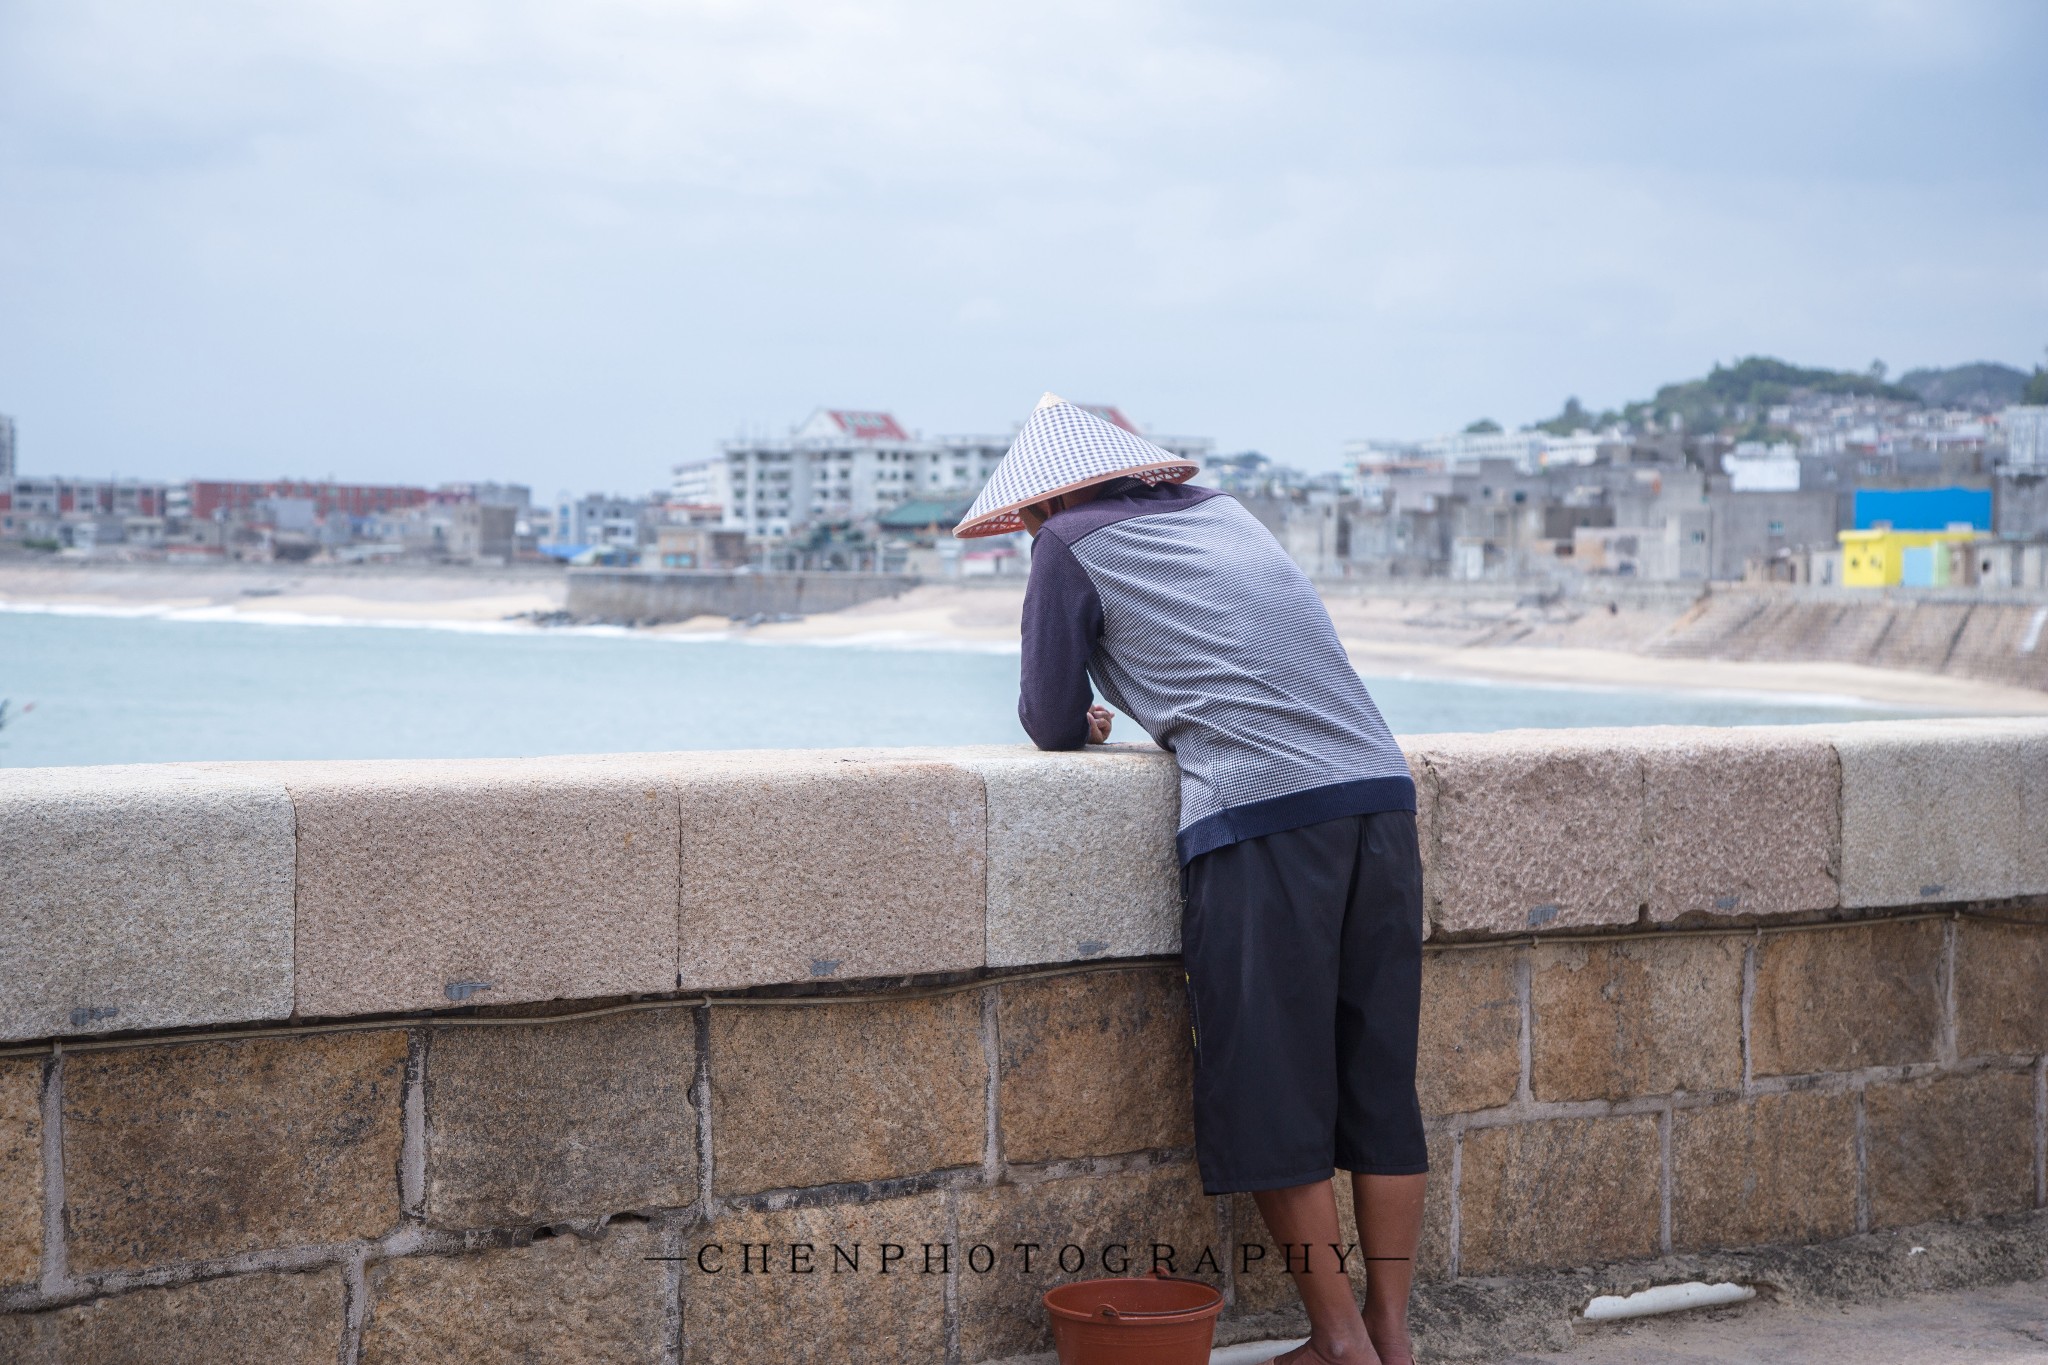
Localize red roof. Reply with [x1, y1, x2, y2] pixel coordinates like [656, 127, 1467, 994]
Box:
[828, 410, 910, 441]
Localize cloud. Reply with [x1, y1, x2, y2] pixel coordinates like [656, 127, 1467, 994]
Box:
[0, 0, 2042, 483]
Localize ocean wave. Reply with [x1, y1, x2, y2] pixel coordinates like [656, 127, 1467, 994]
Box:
[0, 598, 1022, 656]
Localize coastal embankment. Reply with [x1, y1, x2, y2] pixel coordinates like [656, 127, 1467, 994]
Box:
[1649, 586, 2048, 692]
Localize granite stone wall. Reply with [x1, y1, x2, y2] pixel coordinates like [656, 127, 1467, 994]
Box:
[2, 720, 2045, 1361]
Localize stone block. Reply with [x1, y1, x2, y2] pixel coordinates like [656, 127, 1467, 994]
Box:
[673, 754, 986, 989]
[710, 991, 985, 1194]
[1407, 730, 1647, 935]
[426, 1008, 697, 1228]
[1670, 1092, 1857, 1249]
[0, 1268, 345, 1364]
[1865, 1070, 2037, 1228]
[1750, 919, 1944, 1076]
[1417, 947, 1521, 1116]
[1458, 1115, 1661, 1275]
[0, 765, 294, 1041]
[1640, 728, 1840, 921]
[1231, 1131, 1453, 1319]
[1829, 719, 2048, 908]
[1954, 913, 2048, 1058]
[965, 746, 1183, 967]
[1530, 936, 1744, 1101]
[956, 1163, 1220, 1360]
[682, 1190, 950, 1365]
[361, 1222, 666, 1364]
[63, 1030, 407, 1271]
[996, 967, 1194, 1165]
[0, 1058, 42, 1289]
[288, 759, 680, 1018]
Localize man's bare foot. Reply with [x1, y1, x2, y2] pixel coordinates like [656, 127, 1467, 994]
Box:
[1264, 1332, 1382, 1364]
[1363, 1321, 1414, 1365]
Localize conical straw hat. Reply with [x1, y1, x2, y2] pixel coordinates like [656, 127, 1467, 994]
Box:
[953, 393, 1198, 538]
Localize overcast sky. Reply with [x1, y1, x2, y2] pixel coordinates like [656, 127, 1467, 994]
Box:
[2, 0, 2043, 492]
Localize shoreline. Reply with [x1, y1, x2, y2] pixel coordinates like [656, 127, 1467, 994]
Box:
[6, 564, 2048, 716]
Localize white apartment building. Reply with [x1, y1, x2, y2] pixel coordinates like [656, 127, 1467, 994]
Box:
[708, 409, 927, 539]
[1723, 441, 1802, 492]
[1413, 428, 1546, 472]
[670, 458, 732, 515]
[2003, 406, 2048, 471]
[1354, 426, 1626, 477]
[683, 406, 1212, 540]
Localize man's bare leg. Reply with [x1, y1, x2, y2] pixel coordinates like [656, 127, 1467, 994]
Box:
[1251, 1180, 1380, 1364]
[1349, 1173, 1426, 1365]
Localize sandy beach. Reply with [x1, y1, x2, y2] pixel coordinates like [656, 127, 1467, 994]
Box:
[0, 560, 565, 624]
[6, 559, 2047, 716]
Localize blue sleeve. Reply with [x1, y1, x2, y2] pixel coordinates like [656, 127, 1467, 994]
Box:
[1018, 531, 1103, 750]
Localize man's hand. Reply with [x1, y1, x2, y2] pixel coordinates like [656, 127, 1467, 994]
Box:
[1086, 705, 1114, 744]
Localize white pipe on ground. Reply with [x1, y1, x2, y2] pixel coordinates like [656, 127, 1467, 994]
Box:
[1211, 1339, 1308, 1364]
[1581, 1280, 1756, 1322]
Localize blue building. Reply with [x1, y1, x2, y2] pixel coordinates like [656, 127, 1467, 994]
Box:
[1852, 486, 1992, 532]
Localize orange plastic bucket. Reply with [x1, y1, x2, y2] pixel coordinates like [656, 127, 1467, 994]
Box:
[1043, 1271, 1225, 1365]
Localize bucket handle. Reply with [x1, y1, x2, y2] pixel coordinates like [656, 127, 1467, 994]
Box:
[1094, 1270, 1222, 1320]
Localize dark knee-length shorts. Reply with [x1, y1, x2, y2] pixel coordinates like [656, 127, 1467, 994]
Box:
[1179, 810, 1428, 1195]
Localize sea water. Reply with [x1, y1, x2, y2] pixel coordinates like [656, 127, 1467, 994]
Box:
[0, 608, 1935, 769]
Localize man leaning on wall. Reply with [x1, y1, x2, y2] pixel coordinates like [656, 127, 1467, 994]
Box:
[955, 396, 1429, 1365]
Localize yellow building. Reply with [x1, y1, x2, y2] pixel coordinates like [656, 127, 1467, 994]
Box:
[1837, 527, 1978, 587]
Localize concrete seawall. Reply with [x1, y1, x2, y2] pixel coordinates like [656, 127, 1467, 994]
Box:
[2, 722, 2045, 1360]
[1654, 586, 2048, 692]
[565, 568, 920, 623]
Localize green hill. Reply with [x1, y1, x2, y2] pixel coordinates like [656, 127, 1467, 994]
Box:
[1528, 356, 1921, 439]
[1504, 353, 2045, 442]
[1895, 361, 2029, 410]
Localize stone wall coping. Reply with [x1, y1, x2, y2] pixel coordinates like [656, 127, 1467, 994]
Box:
[3, 717, 2045, 1044]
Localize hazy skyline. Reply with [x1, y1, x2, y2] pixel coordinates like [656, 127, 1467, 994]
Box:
[2, 0, 2044, 492]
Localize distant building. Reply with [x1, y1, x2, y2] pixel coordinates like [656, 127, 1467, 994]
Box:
[875, 497, 976, 542]
[654, 524, 749, 570]
[189, 479, 430, 524]
[1, 476, 172, 548]
[1851, 486, 1992, 532]
[2003, 406, 2048, 471]
[670, 459, 733, 515]
[1722, 442, 1802, 492]
[374, 501, 519, 562]
[545, 491, 662, 555]
[1356, 427, 1622, 476]
[1838, 528, 1983, 587]
[1411, 428, 1545, 472]
[706, 409, 928, 539]
[0, 414, 14, 481]
[1707, 485, 1837, 580]
[436, 481, 532, 510]
[925, 435, 1010, 497]
[692, 406, 1211, 542]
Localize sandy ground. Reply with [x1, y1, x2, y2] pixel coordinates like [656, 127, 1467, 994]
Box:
[1502, 1279, 2048, 1364]
[7, 561, 2047, 715]
[1214, 1281, 2048, 1364]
